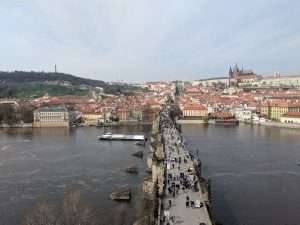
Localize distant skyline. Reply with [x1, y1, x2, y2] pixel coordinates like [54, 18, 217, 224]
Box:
[1, 0, 300, 82]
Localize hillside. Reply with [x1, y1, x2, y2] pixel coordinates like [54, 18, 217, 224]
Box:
[0, 71, 106, 86]
[0, 71, 140, 98]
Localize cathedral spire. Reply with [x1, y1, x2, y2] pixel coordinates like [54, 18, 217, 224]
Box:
[229, 66, 233, 77]
[233, 64, 239, 73]
[228, 66, 233, 87]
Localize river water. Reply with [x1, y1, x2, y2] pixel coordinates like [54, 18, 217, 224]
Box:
[0, 125, 151, 225]
[182, 123, 300, 225]
[0, 124, 300, 225]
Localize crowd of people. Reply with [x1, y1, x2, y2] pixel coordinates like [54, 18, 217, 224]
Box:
[158, 105, 206, 225]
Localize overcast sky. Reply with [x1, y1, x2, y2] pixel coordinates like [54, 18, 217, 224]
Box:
[0, 0, 300, 82]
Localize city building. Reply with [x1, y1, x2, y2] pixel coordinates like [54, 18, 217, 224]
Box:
[184, 86, 202, 96]
[229, 64, 259, 86]
[234, 108, 252, 122]
[260, 102, 300, 121]
[142, 107, 160, 123]
[82, 113, 103, 126]
[196, 77, 229, 87]
[280, 112, 300, 124]
[259, 75, 300, 88]
[117, 108, 130, 121]
[234, 73, 300, 88]
[130, 107, 143, 121]
[181, 104, 208, 119]
[33, 106, 69, 127]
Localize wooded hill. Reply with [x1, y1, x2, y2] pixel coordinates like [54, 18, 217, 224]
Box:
[0, 71, 140, 98]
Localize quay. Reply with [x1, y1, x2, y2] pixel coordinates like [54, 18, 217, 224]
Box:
[250, 120, 300, 129]
[136, 101, 214, 225]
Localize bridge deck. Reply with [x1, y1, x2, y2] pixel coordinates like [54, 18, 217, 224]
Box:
[161, 126, 212, 225]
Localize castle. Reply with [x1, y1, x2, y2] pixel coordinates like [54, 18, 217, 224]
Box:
[229, 64, 259, 86]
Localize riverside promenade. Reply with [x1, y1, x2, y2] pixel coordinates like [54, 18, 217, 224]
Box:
[158, 105, 213, 225]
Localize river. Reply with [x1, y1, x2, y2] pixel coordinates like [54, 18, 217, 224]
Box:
[0, 125, 151, 225]
[182, 123, 300, 225]
[1, 124, 300, 225]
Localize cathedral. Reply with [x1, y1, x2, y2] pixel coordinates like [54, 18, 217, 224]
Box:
[229, 64, 259, 86]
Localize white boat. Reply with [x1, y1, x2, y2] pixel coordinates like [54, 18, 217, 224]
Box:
[98, 133, 146, 141]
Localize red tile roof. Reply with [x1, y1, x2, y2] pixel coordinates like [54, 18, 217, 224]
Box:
[183, 104, 207, 110]
[282, 112, 300, 118]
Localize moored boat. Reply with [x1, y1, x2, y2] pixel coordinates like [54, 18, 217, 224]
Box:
[209, 112, 239, 126]
[214, 119, 239, 125]
[132, 150, 144, 158]
[125, 166, 139, 174]
[135, 141, 146, 146]
[98, 133, 146, 141]
[110, 189, 131, 201]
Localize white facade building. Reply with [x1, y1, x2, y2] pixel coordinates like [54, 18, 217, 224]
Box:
[34, 106, 69, 128]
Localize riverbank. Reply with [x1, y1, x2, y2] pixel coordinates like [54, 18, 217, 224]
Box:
[177, 119, 206, 124]
[0, 123, 33, 128]
[244, 120, 300, 129]
[0, 121, 152, 129]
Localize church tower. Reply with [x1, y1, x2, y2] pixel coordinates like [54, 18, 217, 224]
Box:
[229, 66, 233, 87]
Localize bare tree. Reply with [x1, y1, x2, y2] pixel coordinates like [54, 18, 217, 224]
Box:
[112, 204, 128, 225]
[62, 190, 96, 225]
[24, 190, 97, 225]
[0, 103, 18, 125]
[19, 104, 34, 123]
[133, 187, 155, 225]
[24, 199, 57, 225]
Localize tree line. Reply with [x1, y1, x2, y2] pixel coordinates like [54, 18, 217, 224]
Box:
[0, 103, 34, 125]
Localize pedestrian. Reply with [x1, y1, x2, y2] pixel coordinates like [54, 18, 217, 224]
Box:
[186, 201, 189, 208]
[171, 216, 175, 222]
